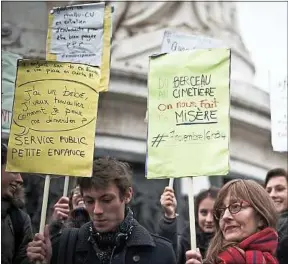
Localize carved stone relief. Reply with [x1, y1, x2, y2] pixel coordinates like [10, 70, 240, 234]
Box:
[1, 2, 49, 58]
[111, 1, 255, 78]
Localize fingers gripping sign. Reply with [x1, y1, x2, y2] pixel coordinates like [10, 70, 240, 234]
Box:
[160, 186, 177, 219]
[52, 196, 70, 221]
[27, 225, 52, 263]
[185, 248, 203, 264]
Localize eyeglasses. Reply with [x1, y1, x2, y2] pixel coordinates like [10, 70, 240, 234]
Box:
[214, 200, 250, 220]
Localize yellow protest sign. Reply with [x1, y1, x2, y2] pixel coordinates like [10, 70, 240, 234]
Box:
[46, 3, 112, 92]
[6, 60, 100, 177]
[147, 49, 231, 179]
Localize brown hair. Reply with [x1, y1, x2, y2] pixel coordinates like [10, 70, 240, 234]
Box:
[77, 157, 132, 200]
[265, 168, 287, 187]
[195, 187, 219, 225]
[68, 186, 80, 210]
[205, 179, 277, 264]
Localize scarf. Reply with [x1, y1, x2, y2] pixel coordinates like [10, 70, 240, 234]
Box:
[217, 227, 278, 264]
[88, 207, 135, 264]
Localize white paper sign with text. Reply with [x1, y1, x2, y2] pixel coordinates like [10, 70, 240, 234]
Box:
[270, 76, 287, 152]
[50, 2, 105, 66]
[161, 30, 226, 53]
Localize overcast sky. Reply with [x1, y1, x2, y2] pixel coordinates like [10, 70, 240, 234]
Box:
[237, 2, 287, 92]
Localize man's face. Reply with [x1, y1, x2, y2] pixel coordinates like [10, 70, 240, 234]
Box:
[82, 183, 132, 232]
[1, 165, 23, 199]
[266, 176, 288, 213]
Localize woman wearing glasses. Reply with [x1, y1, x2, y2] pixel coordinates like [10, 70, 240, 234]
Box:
[185, 179, 278, 264]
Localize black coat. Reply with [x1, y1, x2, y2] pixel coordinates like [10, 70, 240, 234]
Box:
[178, 225, 213, 264]
[277, 209, 288, 241]
[1, 199, 33, 264]
[50, 220, 176, 264]
[157, 215, 178, 256]
[158, 216, 213, 264]
[277, 235, 288, 264]
[277, 209, 288, 264]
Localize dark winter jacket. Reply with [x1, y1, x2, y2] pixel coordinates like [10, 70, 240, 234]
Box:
[158, 216, 213, 264]
[157, 215, 178, 256]
[50, 220, 177, 264]
[277, 235, 288, 264]
[277, 209, 288, 241]
[277, 209, 288, 264]
[1, 188, 33, 264]
[178, 225, 213, 263]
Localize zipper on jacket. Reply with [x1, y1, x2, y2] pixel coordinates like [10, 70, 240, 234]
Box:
[109, 245, 117, 264]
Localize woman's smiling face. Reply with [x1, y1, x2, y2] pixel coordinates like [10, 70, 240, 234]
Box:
[198, 197, 216, 233]
[218, 194, 263, 243]
[266, 176, 288, 213]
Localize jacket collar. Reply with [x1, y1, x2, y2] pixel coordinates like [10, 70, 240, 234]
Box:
[126, 219, 155, 247]
[280, 208, 288, 218]
[76, 220, 155, 252]
[1, 199, 11, 218]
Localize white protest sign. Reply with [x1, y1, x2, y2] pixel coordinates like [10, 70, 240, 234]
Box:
[50, 2, 105, 66]
[161, 30, 226, 53]
[270, 76, 287, 152]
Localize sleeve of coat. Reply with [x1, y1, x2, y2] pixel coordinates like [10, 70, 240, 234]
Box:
[13, 213, 33, 264]
[166, 242, 177, 264]
[177, 224, 193, 264]
[49, 220, 65, 239]
[157, 216, 178, 257]
[177, 235, 190, 264]
[154, 236, 177, 264]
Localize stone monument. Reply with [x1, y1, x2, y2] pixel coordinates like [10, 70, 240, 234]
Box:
[2, 1, 287, 232]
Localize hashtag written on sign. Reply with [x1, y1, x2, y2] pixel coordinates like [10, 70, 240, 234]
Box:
[151, 133, 168, 147]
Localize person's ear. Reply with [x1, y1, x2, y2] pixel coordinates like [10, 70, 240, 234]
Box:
[257, 216, 265, 229]
[124, 187, 133, 204]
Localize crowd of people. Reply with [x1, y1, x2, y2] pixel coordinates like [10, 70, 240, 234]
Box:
[1, 142, 288, 264]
